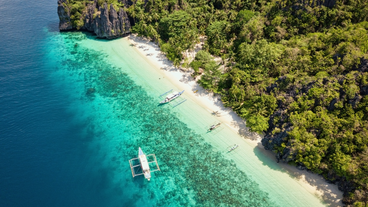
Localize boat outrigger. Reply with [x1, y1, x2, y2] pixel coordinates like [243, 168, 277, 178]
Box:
[129, 147, 160, 181]
[228, 144, 239, 152]
[160, 90, 184, 104]
[208, 123, 221, 131]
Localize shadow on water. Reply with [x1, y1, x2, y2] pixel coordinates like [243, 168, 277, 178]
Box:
[83, 31, 130, 42]
[253, 142, 283, 171]
[132, 173, 146, 186]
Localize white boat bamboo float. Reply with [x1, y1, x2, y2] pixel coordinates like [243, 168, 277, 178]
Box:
[160, 90, 184, 104]
[173, 99, 187, 107]
[228, 144, 239, 152]
[208, 123, 221, 131]
[129, 147, 160, 181]
[159, 89, 173, 97]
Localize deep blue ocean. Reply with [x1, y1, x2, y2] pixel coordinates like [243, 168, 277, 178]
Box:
[0, 1, 270, 206]
[0, 1, 93, 206]
[0, 0, 331, 206]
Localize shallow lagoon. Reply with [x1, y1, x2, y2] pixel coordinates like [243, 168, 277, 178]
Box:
[0, 0, 331, 203]
[45, 32, 276, 206]
[44, 31, 328, 206]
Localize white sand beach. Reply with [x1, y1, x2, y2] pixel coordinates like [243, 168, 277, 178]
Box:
[126, 34, 343, 206]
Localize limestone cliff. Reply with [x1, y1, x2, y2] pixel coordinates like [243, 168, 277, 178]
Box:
[57, 0, 131, 39]
[261, 58, 368, 203]
[57, 0, 73, 30]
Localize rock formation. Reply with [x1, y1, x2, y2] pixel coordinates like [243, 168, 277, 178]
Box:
[261, 58, 368, 203]
[57, 0, 73, 30]
[57, 0, 131, 39]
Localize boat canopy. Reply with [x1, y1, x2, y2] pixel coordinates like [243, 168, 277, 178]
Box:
[139, 147, 150, 171]
[129, 147, 160, 181]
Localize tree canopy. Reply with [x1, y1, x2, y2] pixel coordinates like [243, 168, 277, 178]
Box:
[84, 0, 368, 205]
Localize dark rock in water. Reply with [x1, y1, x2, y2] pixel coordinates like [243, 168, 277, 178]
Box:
[86, 88, 96, 96]
[57, 0, 131, 39]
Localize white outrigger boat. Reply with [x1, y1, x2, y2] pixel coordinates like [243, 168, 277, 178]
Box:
[208, 123, 221, 131]
[228, 144, 239, 152]
[160, 90, 184, 104]
[129, 147, 160, 181]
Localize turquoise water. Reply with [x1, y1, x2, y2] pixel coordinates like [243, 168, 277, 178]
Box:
[0, 0, 331, 205]
[45, 31, 275, 206]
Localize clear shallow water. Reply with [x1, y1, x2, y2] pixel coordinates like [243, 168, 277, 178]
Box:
[0, 0, 328, 206]
[44, 31, 274, 206]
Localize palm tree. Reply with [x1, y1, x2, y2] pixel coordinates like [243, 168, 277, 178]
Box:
[231, 69, 241, 84]
[251, 103, 268, 117]
[152, 12, 160, 22]
[146, 14, 153, 23]
[173, 58, 180, 68]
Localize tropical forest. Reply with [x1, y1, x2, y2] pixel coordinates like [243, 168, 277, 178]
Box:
[64, 0, 368, 205]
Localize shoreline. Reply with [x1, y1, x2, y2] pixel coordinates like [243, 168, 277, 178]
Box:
[126, 34, 343, 206]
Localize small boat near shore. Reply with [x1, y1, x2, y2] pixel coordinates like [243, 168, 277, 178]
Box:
[228, 144, 238, 152]
[160, 90, 184, 104]
[129, 147, 160, 181]
[208, 123, 221, 131]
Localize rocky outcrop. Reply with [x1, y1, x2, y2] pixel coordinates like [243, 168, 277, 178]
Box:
[260, 59, 368, 205]
[57, 0, 131, 39]
[57, 0, 73, 30]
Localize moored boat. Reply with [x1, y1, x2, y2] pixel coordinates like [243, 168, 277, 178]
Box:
[228, 144, 239, 152]
[209, 123, 221, 131]
[138, 147, 151, 181]
[129, 147, 160, 181]
[160, 90, 184, 104]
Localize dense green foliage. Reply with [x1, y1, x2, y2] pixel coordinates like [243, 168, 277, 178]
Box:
[64, 0, 124, 29]
[128, 0, 368, 205]
[64, 0, 88, 29]
[190, 50, 221, 91]
[62, 0, 368, 205]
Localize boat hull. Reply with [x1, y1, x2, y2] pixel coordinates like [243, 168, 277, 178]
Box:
[159, 90, 184, 104]
[208, 123, 221, 131]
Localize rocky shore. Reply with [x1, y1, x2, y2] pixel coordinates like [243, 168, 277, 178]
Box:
[261, 58, 368, 203]
[56, 1, 368, 205]
[57, 0, 131, 39]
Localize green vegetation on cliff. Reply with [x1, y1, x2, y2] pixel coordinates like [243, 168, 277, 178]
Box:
[63, 0, 124, 29]
[128, 0, 368, 205]
[59, 0, 368, 205]
[63, 0, 87, 29]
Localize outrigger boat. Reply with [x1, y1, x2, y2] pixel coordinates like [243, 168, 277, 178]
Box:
[160, 90, 184, 104]
[138, 148, 152, 180]
[129, 147, 160, 181]
[228, 144, 239, 152]
[208, 123, 221, 131]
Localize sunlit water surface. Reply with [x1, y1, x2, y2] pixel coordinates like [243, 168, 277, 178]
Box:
[0, 0, 327, 206]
